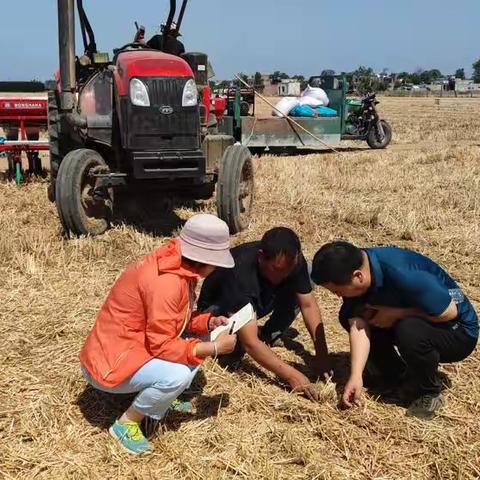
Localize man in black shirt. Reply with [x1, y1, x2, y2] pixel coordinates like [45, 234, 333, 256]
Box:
[198, 227, 331, 401]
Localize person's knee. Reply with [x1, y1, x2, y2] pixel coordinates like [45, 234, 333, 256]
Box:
[153, 364, 196, 391]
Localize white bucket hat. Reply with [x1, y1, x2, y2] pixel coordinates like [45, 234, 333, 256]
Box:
[179, 214, 234, 268]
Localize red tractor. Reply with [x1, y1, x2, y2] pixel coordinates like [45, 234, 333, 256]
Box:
[50, 0, 254, 236]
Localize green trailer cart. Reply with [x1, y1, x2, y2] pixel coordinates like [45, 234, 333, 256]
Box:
[218, 75, 392, 152]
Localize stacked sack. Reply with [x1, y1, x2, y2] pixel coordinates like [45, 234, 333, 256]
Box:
[272, 85, 337, 118]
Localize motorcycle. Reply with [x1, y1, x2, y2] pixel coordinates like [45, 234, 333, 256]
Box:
[344, 92, 392, 149]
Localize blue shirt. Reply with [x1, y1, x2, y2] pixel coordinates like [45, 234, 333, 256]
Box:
[339, 247, 479, 338]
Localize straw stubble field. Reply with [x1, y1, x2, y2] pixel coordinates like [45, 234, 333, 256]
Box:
[1, 97, 479, 479]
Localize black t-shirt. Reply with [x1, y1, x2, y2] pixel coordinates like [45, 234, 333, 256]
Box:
[198, 241, 312, 318]
[147, 34, 185, 56]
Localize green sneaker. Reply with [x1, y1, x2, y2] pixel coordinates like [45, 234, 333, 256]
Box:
[406, 393, 444, 419]
[109, 420, 152, 455]
[169, 399, 193, 413]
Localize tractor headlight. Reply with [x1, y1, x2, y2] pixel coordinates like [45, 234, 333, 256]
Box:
[182, 79, 198, 107]
[130, 78, 150, 107]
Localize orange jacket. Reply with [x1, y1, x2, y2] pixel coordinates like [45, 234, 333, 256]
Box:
[79, 239, 211, 388]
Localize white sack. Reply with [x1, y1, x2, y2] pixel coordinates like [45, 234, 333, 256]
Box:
[272, 97, 299, 117]
[301, 85, 329, 106]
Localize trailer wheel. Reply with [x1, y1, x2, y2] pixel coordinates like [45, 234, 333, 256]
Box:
[55, 149, 114, 237]
[216, 144, 254, 234]
[367, 120, 392, 149]
[240, 101, 250, 116]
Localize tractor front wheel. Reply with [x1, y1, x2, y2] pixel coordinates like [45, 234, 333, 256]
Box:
[55, 149, 114, 237]
[216, 144, 254, 234]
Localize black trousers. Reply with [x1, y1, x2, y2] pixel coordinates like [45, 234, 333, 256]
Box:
[206, 288, 299, 345]
[347, 317, 478, 395]
[259, 288, 300, 343]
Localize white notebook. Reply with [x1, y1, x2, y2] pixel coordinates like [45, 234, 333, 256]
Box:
[210, 303, 256, 341]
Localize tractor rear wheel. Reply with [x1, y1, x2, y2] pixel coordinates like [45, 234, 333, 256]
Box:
[367, 119, 392, 149]
[48, 91, 69, 201]
[55, 149, 114, 237]
[216, 144, 254, 234]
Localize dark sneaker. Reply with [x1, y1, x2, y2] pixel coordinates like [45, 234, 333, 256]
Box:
[269, 336, 285, 348]
[258, 326, 285, 348]
[406, 393, 444, 419]
[438, 371, 452, 390]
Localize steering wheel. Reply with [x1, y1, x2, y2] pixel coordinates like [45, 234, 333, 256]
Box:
[113, 42, 151, 61]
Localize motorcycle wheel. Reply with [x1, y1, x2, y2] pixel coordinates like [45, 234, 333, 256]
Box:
[367, 120, 392, 149]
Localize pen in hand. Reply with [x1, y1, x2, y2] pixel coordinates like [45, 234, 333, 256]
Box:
[229, 320, 236, 335]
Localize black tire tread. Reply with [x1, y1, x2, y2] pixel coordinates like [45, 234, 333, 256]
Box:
[216, 144, 254, 234]
[55, 148, 110, 237]
[47, 91, 61, 175]
[367, 119, 392, 149]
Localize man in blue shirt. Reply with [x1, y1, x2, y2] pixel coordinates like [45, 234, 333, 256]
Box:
[311, 241, 478, 419]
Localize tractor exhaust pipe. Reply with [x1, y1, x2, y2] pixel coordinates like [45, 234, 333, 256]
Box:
[164, 0, 176, 34]
[175, 0, 188, 34]
[58, 0, 76, 111]
[57, 0, 87, 128]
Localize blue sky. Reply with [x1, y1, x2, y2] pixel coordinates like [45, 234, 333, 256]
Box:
[1, 0, 478, 80]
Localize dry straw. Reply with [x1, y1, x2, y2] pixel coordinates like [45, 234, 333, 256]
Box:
[0, 97, 479, 479]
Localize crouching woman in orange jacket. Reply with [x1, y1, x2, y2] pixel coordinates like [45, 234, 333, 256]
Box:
[79, 214, 237, 455]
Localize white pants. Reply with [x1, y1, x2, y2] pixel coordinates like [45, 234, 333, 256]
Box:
[82, 359, 200, 420]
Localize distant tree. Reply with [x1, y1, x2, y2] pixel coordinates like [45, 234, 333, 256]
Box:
[396, 71, 411, 84]
[419, 69, 442, 84]
[350, 66, 376, 93]
[419, 71, 431, 84]
[472, 59, 480, 83]
[409, 72, 421, 85]
[269, 71, 289, 84]
[455, 68, 465, 80]
[321, 69, 335, 76]
[240, 73, 250, 84]
[269, 71, 280, 84]
[352, 65, 375, 77]
[253, 72, 265, 93]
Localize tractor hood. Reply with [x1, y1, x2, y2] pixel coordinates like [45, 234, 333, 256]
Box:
[114, 50, 194, 96]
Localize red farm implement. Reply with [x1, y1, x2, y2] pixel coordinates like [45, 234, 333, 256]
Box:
[0, 96, 49, 184]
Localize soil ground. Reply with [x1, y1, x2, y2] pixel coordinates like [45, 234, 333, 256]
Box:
[1, 96, 479, 479]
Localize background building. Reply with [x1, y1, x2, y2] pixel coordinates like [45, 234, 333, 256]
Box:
[277, 79, 301, 96]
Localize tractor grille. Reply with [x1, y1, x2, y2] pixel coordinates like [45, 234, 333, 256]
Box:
[147, 77, 187, 108]
[123, 76, 200, 151]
